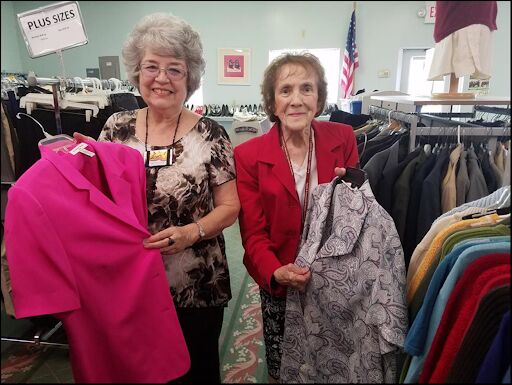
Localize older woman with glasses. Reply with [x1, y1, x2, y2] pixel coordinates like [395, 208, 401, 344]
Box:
[91, 12, 240, 383]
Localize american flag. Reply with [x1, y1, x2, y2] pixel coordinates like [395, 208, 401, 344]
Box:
[340, 10, 359, 99]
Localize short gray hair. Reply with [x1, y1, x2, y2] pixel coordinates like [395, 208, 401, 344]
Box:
[122, 12, 205, 101]
[261, 53, 327, 122]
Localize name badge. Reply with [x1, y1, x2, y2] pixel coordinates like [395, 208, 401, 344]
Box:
[145, 148, 173, 168]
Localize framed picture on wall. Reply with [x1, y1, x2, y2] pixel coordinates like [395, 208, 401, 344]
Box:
[217, 48, 251, 85]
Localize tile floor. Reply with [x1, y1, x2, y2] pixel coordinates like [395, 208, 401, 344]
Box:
[1, 221, 255, 383]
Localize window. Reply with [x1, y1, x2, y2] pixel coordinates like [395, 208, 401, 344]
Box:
[269, 48, 341, 104]
[187, 82, 203, 107]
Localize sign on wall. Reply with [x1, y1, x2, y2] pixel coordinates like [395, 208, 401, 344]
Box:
[17, 1, 88, 58]
[425, 1, 436, 24]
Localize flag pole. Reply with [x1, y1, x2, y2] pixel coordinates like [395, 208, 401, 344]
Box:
[352, 2, 356, 96]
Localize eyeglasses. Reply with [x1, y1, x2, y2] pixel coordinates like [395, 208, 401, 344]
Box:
[140, 64, 187, 80]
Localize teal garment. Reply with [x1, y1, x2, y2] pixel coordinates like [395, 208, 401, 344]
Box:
[404, 241, 511, 383]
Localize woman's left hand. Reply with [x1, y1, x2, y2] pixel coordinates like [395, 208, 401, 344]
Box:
[144, 224, 198, 255]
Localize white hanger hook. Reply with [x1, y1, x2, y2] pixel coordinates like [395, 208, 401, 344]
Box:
[16, 112, 52, 138]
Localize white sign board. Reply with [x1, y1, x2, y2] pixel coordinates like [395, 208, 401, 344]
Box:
[425, 1, 436, 24]
[17, 1, 88, 58]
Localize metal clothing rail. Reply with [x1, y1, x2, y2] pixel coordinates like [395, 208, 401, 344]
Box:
[418, 113, 486, 128]
[368, 105, 418, 124]
[414, 125, 510, 153]
[1, 321, 69, 350]
[415, 125, 510, 137]
[368, 104, 510, 152]
[474, 105, 511, 116]
[368, 105, 419, 151]
[27, 72, 130, 92]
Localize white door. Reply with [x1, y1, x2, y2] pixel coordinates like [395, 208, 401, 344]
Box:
[397, 48, 448, 112]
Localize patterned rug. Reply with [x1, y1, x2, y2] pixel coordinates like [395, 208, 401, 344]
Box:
[1, 337, 59, 383]
[220, 274, 267, 383]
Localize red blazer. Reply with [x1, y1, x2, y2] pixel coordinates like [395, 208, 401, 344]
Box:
[234, 120, 359, 297]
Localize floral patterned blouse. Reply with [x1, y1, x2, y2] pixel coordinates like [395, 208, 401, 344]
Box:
[98, 109, 235, 308]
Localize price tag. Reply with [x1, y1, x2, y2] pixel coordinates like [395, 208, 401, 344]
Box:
[70, 142, 95, 157]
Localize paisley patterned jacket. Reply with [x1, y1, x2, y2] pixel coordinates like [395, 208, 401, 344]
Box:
[280, 179, 408, 383]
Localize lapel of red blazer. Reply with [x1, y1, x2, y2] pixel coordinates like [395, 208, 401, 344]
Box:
[312, 120, 344, 184]
[41, 141, 148, 235]
[258, 123, 298, 202]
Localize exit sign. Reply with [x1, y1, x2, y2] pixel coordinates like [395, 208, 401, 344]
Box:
[425, 1, 436, 23]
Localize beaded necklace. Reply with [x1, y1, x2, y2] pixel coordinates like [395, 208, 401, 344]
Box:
[279, 125, 313, 229]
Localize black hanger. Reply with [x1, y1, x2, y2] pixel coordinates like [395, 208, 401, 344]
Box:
[461, 206, 511, 220]
[336, 167, 367, 189]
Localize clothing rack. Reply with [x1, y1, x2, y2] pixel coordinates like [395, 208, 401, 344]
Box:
[474, 105, 511, 116]
[27, 72, 132, 93]
[21, 72, 131, 130]
[368, 104, 510, 152]
[418, 113, 487, 128]
[368, 105, 419, 151]
[1, 321, 69, 350]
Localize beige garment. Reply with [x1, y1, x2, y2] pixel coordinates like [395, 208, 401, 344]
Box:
[503, 141, 511, 186]
[441, 144, 463, 213]
[488, 148, 504, 188]
[1, 238, 15, 317]
[1, 103, 15, 172]
[406, 206, 489, 287]
[494, 142, 505, 173]
[428, 24, 493, 81]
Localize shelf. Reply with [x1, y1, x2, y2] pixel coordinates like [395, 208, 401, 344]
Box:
[370, 95, 511, 106]
[209, 114, 330, 122]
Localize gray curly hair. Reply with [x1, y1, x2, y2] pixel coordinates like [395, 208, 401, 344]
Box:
[122, 12, 205, 101]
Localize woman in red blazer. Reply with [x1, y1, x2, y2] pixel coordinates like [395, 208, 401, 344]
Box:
[234, 53, 359, 382]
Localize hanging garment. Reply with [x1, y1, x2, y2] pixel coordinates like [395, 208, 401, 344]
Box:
[391, 149, 427, 248]
[280, 179, 408, 383]
[456, 149, 470, 206]
[419, 254, 510, 383]
[4, 140, 190, 383]
[475, 310, 511, 383]
[445, 284, 510, 383]
[404, 249, 510, 383]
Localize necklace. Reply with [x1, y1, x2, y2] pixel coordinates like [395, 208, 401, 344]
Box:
[144, 108, 182, 167]
[280, 125, 313, 229]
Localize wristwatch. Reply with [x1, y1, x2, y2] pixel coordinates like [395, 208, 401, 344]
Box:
[195, 221, 205, 241]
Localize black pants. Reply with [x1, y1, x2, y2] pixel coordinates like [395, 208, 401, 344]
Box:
[172, 307, 224, 384]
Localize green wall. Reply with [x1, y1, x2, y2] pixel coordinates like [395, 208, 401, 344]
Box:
[1, 0, 24, 72]
[2, 1, 510, 103]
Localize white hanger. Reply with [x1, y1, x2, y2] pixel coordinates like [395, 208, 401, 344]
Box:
[65, 77, 109, 109]
[108, 78, 125, 94]
[20, 93, 99, 122]
[494, 185, 511, 209]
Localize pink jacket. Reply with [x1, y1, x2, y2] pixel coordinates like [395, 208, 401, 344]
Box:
[5, 140, 189, 383]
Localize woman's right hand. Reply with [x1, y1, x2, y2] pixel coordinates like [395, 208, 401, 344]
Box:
[73, 132, 96, 142]
[273, 263, 311, 292]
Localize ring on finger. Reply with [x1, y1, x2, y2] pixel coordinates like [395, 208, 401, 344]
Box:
[167, 237, 175, 247]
